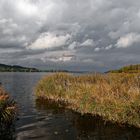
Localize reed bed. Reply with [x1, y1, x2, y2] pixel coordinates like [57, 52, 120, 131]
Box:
[35, 73, 140, 127]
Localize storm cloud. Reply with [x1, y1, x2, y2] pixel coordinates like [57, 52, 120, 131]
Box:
[0, 0, 140, 71]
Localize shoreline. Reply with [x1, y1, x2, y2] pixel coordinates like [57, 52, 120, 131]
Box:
[36, 97, 139, 129]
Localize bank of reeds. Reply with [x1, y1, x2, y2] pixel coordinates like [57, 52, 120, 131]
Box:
[35, 73, 140, 127]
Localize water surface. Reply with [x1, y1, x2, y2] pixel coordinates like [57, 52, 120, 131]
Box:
[0, 72, 140, 140]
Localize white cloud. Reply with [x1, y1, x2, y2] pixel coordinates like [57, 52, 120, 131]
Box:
[58, 55, 73, 62]
[81, 39, 94, 46]
[94, 47, 101, 52]
[28, 32, 71, 50]
[46, 56, 73, 62]
[68, 41, 79, 50]
[116, 33, 140, 48]
[16, 0, 38, 16]
[41, 54, 74, 62]
[105, 45, 113, 50]
[68, 39, 94, 50]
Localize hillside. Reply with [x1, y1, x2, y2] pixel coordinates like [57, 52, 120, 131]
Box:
[108, 64, 140, 73]
[0, 64, 39, 72]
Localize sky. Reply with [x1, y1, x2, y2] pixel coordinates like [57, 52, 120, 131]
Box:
[0, 0, 140, 72]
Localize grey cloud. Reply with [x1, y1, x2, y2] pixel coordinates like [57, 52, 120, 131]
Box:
[0, 0, 140, 71]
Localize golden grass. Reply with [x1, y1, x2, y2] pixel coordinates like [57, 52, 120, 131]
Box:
[35, 73, 140, 127]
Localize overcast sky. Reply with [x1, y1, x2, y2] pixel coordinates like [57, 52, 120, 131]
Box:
[0, 0, 140, 71]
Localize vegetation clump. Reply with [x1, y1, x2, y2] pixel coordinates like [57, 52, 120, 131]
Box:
[0, 86, 17, 139]
[36, 73, 140, 128]
[109, 64, 140, 73]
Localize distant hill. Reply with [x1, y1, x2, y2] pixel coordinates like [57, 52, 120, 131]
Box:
[108, 64, 140, 73]
[0, 64, 89, 73]
[0, 64, 39, 72]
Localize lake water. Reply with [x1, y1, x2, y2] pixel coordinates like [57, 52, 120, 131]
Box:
[0, 72, 140, 140]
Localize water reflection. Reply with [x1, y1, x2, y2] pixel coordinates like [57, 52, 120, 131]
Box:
[36, 99, 140, 140]
[0, 123, 15, 140]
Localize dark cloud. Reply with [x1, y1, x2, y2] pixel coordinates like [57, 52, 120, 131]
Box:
[0, 0, 140, 71]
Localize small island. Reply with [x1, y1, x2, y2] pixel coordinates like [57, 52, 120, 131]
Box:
[35, 64, 140, 128]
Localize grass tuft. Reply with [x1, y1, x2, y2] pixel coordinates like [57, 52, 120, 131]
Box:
[0, 86, 17, 124]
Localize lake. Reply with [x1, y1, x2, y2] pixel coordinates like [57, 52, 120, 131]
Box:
[0, 72, 140, 140]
